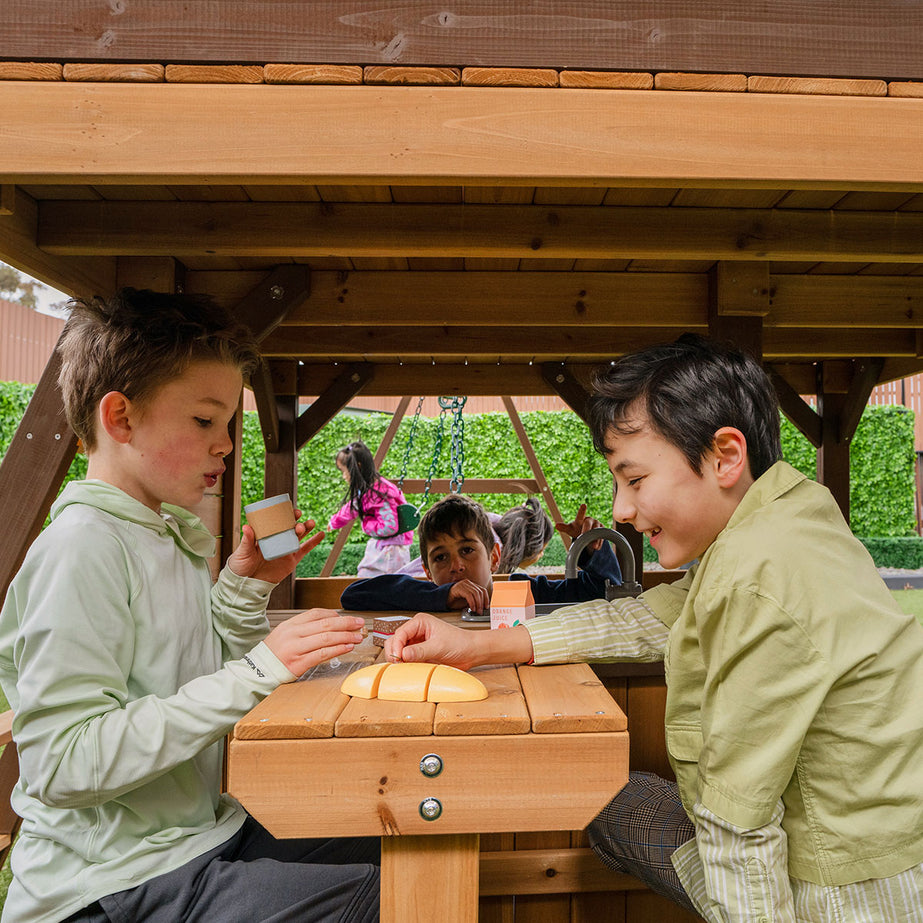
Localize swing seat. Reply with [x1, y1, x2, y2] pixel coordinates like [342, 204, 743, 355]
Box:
[394, 502, 421, 534]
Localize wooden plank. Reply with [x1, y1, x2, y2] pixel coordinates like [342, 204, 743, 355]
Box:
[0, 737, 21, 870]
[655, 72, 747, 91]
[560, 71, 652, 90]
[433, 666, 531, 736]
[3, 83, 923, 188]
[264, 379, 298, 609]
[249, 360, 280, 453]
[38, 201, 923, 262]
[227, 732, 627, 837]
[517, 664, 628, 734]
[769, 368, 822, 447]
[335, 696, 436, 738]
[63, 63, 163, 82]
[382, 834, 479, 923]
[462, 68, 558, 87]
[3, 2, 921, 80]
[542, 363, 591, 421]
[479, 847, 644, 896]
[399, 478, 540, 495]
[264, 64, 362, 85]
[0, 348, 78, 601]
[749, 75, 888, 96]
[365, 66, 460, 86]
[165, 64, 263, 84]
[838, 358, 885, 443]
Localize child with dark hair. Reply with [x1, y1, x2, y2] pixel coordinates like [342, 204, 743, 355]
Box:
[494, 497, 555, 574]
[0, 289, 378, 923]
[328, 439, 413, 577]
[341, 493, 621, 613]
[386, 333, 923, 922]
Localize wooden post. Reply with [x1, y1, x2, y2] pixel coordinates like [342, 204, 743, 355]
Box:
[264, 361, 299, 609]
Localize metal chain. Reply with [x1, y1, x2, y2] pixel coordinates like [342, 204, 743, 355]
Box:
[440, 396, 467, 493]
[396, 397, 425, 489]
[420, 405, 446, 508]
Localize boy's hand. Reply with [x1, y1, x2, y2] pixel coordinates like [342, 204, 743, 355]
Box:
[264, 609, 366, 677]
[228, 511, 325, 584]
[555, 503, 604, 552]
[445, 579, 490, 613]
[385, 613, 484, 671]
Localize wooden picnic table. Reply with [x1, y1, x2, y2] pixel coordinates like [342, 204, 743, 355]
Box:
[227, 611, 629, 923]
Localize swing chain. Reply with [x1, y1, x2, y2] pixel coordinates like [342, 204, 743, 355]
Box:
[444, 396, 466, 492]
[396, 397, 425, 490]
[419, 406, 446, 508]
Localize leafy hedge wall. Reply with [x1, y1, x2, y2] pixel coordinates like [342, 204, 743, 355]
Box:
[1, 381, 918, 572]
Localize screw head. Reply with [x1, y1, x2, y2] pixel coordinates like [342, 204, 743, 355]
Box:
[419, 753, 443, 777]
[419, 797, 443, 821]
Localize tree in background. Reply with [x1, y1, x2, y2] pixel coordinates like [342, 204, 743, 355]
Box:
[0, 261, 47, 310]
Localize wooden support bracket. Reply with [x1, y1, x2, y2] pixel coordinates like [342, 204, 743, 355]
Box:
[231, 264, 311, 341]
[0, 184, 13, 216]
[541, 363, 590, 423]
[768, 366, 822, 448]
[838, 358, 885, 444]
[295, 364, 375, 449]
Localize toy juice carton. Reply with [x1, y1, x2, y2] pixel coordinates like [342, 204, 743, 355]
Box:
[489, 580, 535, 630]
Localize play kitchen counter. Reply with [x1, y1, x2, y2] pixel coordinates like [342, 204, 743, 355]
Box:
[227, 613, 629, 923]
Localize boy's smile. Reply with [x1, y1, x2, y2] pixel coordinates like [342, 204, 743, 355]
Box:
[423, 529, 500, 588]
[604, 416, 752, 570]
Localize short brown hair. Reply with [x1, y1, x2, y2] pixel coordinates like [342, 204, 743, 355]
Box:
[418, 495, 496, 569]
[57, 288, 260, 452]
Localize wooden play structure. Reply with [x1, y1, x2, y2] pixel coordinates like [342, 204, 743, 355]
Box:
[0, 3, 921, 920]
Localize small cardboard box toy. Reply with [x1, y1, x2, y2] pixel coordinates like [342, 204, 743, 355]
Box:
[489, 580, 535, 630]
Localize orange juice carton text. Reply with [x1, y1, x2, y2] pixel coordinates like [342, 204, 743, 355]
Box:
[489, 580, 535, 630]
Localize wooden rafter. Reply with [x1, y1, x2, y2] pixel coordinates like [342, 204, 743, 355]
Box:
[39, 201, 923, 264]
[295, 364, 376, 449]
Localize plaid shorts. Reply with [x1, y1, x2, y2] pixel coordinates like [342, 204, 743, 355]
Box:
[587, 770, 698, 912]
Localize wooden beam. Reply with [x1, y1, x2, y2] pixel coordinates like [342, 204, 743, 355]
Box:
[0, 348, 78, 601]
[708, 264, 764, 359]
[260, 324, 917, 361]
[501, 396, 566, 529]
[294, 364, 376, 449]
[192, 271, 923, 331]
[400, 478, 541, 494]
[249, 360, 280, 453]
[38, 201, 923, 263]
[3, 2, 920, 79]
[0, 184, 114, 299]
[2, 83, 922, 188]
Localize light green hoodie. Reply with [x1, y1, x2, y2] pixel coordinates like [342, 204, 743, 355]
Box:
[0, 480, 296, 923]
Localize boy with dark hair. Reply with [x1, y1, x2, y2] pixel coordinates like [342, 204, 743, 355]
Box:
[0, 289, 379, 923]
[386, 334, 923, 921]
[340, 493, 621, 613]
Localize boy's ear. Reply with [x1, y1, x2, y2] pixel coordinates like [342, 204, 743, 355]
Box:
[489, 541, 501, 573]
[711, 427, 750, 487]
[98, 391, 134, 445]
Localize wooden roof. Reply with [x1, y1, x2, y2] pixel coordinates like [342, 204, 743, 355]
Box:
[1, 1, 921, 595]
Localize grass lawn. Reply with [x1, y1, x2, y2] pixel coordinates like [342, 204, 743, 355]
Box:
[0, 590, 920, 913]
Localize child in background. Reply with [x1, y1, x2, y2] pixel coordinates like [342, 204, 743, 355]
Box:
[0, 289, 378, 923]
[341, 493, 620, 613]
[328, 439, 413, 577]
[494, 496, 555, 574]
[385, 334, 923, 922]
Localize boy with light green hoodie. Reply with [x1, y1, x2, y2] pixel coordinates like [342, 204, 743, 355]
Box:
[0, 289, 379, 923]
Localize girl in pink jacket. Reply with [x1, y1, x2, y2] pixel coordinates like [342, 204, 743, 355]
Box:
[328, 440, 413, 576]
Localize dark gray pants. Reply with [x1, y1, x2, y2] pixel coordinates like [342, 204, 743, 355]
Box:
[62, 815, 380, 923]
[587, 770, 698, 913]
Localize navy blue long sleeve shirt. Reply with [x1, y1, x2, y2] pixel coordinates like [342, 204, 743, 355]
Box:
[339, 541, 622, 611]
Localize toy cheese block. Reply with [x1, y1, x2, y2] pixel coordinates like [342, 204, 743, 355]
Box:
[489, 579, 535, 629]
[341, 662, 488, 703]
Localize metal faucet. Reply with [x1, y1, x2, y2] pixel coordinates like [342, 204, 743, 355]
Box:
[564, 527, 643, 600]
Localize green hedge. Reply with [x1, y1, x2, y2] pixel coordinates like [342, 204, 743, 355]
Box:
[1, 381, 919, 572]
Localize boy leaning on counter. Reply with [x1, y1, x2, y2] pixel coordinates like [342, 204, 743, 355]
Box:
[386, 334, 923, 922]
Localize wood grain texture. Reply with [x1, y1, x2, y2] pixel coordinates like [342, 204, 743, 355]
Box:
[63, 63, 163, 82]
[2, 2, 919, 79]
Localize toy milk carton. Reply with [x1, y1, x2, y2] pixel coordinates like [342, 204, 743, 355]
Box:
[489, 580, 535, 629]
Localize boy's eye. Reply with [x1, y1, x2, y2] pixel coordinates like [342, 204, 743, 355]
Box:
[194, 417, 212, 428]
[627, 476, 643, 487]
